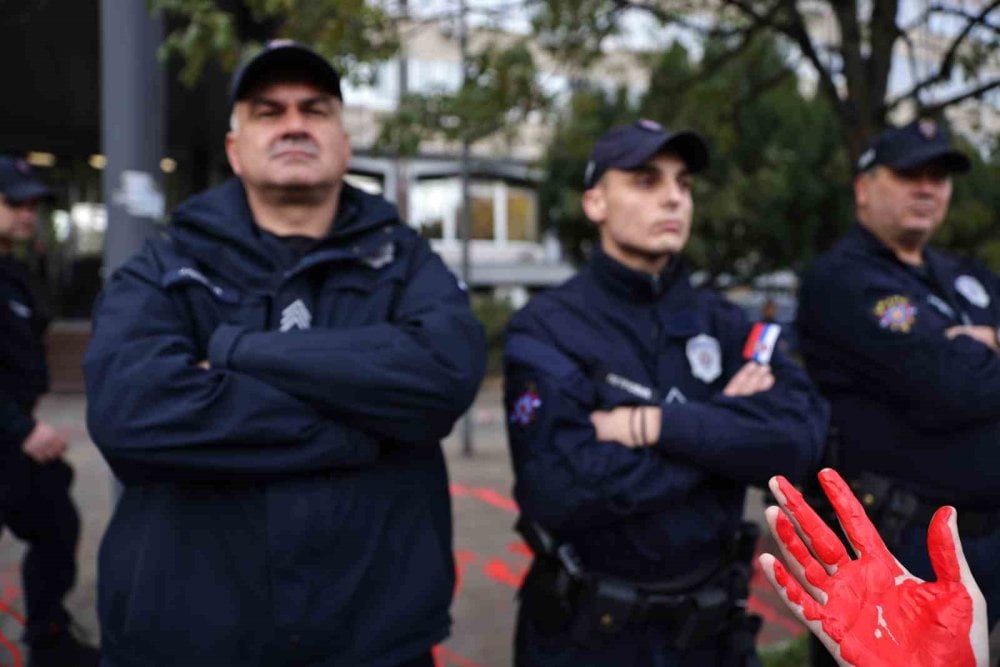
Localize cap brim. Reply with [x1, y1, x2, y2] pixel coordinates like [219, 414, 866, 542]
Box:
[231, 45, 341, 105]
[4, 180, 52, 203]
[628, 131, 710, 174]
[888, 146, 971, 174]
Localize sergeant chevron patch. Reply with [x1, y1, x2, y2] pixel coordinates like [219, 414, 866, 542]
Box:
[280, 299, 312, 332]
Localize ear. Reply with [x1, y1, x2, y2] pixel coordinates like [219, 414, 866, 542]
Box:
[224, 132, 243, 177]
[581, 185, 607, 225]
[853, 173, 869, 209]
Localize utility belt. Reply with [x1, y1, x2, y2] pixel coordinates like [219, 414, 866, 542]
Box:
[849, 472, 1000, 548]
[516, 517, 761, 657]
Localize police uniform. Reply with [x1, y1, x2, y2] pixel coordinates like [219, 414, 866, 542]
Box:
[0, 157, 96, 666]
[83, 43, 485, 667]
[505, 243, 828, 666]
[799, 223, 1000, 627]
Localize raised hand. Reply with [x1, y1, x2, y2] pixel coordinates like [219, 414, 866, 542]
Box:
[758, 468, 988, 667]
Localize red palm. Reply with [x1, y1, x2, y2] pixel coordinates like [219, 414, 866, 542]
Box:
[759, 469, 988, 667]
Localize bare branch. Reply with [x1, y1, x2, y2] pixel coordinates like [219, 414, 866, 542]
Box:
[917, 77, 1000, 117]
[887, 0, 1000, 108]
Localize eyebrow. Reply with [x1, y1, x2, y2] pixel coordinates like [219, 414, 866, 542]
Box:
[629, 163, 691, 179]
[247, 94, 335, 107]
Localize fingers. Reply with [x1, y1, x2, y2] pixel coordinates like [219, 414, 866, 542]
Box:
[722, 362, 775, 397]
[758, 553, 825, 624]
[770, 475, 850, 570]
[766, 507, 830, 600]
[816, 469, 894, 565]
[944, 326, 965, 339]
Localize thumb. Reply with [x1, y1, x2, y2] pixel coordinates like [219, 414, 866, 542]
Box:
[927, 507, 970, 584]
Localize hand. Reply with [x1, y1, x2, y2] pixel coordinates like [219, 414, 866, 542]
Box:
[590, 406, 661, 448]
[722, 361, 775, 397]
[196, 360, 211, 369]
[758, 469, 988, 667]
[21, 421, 68, 463]
[945, 326, 999, 353]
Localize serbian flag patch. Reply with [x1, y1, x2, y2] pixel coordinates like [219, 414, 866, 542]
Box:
[742, 322, 781, 364]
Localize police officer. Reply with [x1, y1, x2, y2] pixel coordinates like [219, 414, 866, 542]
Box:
[0, 157, 99, 666]
[83, 42, 485, 667]
[503, 121, 829, 666]
[797, 119, 1000, 666]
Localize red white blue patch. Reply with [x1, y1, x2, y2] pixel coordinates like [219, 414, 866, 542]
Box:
[510, 384, 542, 427]
[742, 322, 781, 364]
[873, 295, 916, 333]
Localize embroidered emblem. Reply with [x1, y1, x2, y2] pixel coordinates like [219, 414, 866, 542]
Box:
[918, 119, 937, 139]
[686, 334, 722, 384]
[742, 322, 781, 364]
[8, 300, 31, 318]
[279, 299, 312, 332]
[955, 275, 990, 308]
[361, 242, 395, 270]
[873, 295, 916, 333]
[510, 384, 542, 427]
[664, 387, 687, 404]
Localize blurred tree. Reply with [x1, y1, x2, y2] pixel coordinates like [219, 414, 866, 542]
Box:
[150, 0, 399, 86]
[532, 0, 1000, 163]
[541, 36, 853, 280]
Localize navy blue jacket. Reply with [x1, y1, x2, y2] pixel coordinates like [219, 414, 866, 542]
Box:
[0, 255, 48, 455]
[504, 249, 827, 581]
[798, 224, 1000, 507]
[84, 180, 486, 667]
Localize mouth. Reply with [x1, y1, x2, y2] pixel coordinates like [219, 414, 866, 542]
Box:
[653, 221, 684, 233]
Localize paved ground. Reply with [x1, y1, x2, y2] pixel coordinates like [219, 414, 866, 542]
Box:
[0, 385, 995, 666]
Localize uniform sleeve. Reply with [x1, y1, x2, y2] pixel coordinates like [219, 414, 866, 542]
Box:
[504, 322, 705, 533]
[656, 345, 829, 486]
[798, 264, 1000, 430]
[83, 247, 378, 483]
[0, 399, 33, 448]
[207, 241, 486, 444]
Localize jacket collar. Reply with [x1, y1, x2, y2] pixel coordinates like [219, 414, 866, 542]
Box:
[589, 245, 684, 303]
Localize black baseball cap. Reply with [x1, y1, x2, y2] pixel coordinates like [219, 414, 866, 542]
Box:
[584, 120, 709, 188]
[856, 119, 970, 174]
[229, 39, 342, 107]
[0, 156, 51, 204]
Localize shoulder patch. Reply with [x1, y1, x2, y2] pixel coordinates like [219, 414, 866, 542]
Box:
[955, 275, 990, 308]
[509, 383, 542, 427]
[873, 295, 916, 333]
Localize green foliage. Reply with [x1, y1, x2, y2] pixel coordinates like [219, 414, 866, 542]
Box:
[471, 293, 517, 373]
[541, 35, 853, 279]
[151, 0, 399, 86]
[935, 148, 1000, 273]
[759, 635, 809, 667]
[374, 39, 547, 154]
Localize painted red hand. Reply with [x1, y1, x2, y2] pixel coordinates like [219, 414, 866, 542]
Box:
[758, 469, 988, 667]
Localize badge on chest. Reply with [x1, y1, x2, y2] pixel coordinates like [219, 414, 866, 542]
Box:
[686, 333, 721, 383]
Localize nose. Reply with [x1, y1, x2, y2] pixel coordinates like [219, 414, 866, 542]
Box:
[660, 180, 682, 208]
[280, 107, 308, 134]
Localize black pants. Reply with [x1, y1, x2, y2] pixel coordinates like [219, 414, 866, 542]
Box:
[0, 456, 79, 645]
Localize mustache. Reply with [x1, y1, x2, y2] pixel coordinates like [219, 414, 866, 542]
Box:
[269, 137, 320, 158]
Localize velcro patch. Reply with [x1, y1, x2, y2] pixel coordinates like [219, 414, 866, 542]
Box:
[873, 295, 916, 333]
[509, 383, 542, 427]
